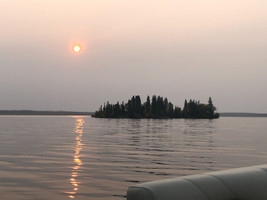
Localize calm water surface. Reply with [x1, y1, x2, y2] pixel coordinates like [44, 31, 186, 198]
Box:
[0, 116, 267, 199]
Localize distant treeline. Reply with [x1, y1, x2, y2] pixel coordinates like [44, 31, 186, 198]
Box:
[93, 95, 219, 119]
[220, 113, 267, 117]
[0, 110, 92, 115]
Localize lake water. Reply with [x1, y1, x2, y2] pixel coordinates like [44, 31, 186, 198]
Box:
[0, 116, 267, 200]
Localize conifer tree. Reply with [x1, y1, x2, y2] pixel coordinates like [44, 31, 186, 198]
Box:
[151, 95, 157, 117]
[145, 96, 151, 115]
[208, 97, 215, 118]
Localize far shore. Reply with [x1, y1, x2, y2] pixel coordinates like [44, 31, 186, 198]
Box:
[0, 110, 267, 117]
[0, 110, 92, 116]
[220, 112, 267, 117]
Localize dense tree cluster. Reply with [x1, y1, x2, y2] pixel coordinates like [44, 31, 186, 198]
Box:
[92, 95, 219, 119]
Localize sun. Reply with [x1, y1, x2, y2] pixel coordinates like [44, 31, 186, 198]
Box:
[73, 44, 81, 53]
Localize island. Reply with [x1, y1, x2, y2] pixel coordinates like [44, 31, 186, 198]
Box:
[92, 95, 219, 119]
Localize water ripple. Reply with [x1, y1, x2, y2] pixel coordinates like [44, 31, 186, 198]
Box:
[1, 116, 267, 199]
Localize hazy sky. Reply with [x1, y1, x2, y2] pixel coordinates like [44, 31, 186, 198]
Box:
[1, 0, 267, 112]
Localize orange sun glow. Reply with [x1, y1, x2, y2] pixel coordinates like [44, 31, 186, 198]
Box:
[73, 45, 81, 53]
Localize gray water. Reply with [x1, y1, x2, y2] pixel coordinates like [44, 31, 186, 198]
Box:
[0, 116, 267, 200]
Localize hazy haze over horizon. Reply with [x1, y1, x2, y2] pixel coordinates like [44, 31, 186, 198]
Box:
[1, 0, 267, 113]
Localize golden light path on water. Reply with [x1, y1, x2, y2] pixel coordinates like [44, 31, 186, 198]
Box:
[66, 118, 85, 199]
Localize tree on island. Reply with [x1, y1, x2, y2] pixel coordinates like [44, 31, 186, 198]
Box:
[92, 95, 219, 119]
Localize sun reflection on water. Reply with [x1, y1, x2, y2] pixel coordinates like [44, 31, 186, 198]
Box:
[66, 118, 85, 199]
